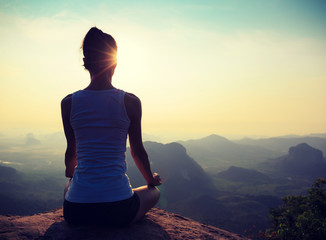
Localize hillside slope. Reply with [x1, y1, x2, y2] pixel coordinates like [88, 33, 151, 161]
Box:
[126, 142, 215, 205]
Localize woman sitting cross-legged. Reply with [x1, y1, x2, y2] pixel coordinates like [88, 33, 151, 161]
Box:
[61, 27, 161, 227]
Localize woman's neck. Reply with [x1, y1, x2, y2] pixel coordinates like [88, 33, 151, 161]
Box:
[85, 73, 115, 90]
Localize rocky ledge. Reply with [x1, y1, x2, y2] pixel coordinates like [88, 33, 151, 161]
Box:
[0, 208, 249, 240]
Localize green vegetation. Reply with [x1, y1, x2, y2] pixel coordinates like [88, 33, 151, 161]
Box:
[255, 178, 326, 240]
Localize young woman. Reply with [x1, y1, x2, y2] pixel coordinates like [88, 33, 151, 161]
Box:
[61, 27, 161, 227]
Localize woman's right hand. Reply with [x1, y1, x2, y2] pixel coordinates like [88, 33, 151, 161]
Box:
[148, 172, 162, 187]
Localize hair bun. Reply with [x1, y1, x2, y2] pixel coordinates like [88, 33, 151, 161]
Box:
[82, 27, 117, 73]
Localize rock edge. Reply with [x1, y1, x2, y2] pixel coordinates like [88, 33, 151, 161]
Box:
[0, 208, 250, 240]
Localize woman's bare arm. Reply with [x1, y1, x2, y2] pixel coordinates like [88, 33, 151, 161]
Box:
[61, 94, 77, 178]
[125, 93, 161, 186]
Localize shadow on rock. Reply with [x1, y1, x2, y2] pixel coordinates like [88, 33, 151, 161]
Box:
[41, 217, 172, 240]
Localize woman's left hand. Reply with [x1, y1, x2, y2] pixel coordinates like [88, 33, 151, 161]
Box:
[148, 172, 162, 186]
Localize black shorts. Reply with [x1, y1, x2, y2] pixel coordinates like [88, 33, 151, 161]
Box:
[63, 193, 140, 227]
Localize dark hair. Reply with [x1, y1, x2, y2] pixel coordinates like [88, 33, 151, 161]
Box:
[82, 27, 117, 73]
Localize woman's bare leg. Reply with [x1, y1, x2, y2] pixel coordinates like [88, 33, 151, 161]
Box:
[130, 185, 160, 224]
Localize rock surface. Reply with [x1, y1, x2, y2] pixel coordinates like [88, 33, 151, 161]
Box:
[0, 208, 249, 240]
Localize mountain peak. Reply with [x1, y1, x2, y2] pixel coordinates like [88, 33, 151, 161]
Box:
[290, 142, 313, 151]
[267, 143, 326, 179]
[288, 143, 324, 163]
[202, 134, 230, 142]
[0, 208, 249, 240]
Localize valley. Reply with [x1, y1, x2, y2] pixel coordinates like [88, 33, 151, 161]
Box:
[0, 132, 325, 236]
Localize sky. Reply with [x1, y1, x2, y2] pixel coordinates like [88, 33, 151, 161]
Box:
[0, 0, 326, 141]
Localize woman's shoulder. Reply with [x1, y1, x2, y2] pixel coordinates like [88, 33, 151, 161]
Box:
[61, 93, 73, 108]
[124, 92, 141, 106]
[124, 92, 139, 99]
[124, 92, 142, 118]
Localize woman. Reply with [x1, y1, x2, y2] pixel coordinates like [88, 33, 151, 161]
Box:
[61, 27, 161, 227]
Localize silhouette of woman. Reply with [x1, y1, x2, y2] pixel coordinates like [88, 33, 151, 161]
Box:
[61, 27, 161, 226]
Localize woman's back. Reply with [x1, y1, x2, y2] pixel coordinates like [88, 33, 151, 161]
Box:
[65, 89, 133, 203]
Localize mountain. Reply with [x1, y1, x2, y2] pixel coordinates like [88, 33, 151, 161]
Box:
[0, 165, 19, 179]
[262, 143, 326, 179]
[307, 133, 326, 138]
[216, 166, 271, 184]
[0, 141, 214, 216]
[0, 165, 65, 216]
[0, 208, 249, 240]
[126, 141, 214, 205]
[25, 133, 41, 146]
[236, 136, 326, 155]
[179, 134, 279, 172]
[2, 135, 324, 236]
[125, 141, 282, 235]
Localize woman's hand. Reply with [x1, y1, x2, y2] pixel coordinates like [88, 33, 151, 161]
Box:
[148, 172, 162, 187]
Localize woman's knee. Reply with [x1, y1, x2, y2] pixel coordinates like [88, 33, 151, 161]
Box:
[133, 185, 160, 205]
[153, 186, 160, 201]
[147, 186, 160, 205]
[148, 184, 159, 194]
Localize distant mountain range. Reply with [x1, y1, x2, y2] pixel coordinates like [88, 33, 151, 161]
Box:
[0, 132, 325, 236]
[179, 134, 280, 172]
[177, 134, 326, 173]
[235, 136, 326, 155]
[125, 141, 286, 234]
[214, 143, 326, 182]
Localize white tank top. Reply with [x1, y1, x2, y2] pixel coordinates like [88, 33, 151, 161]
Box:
[65, 89, 133, 203]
